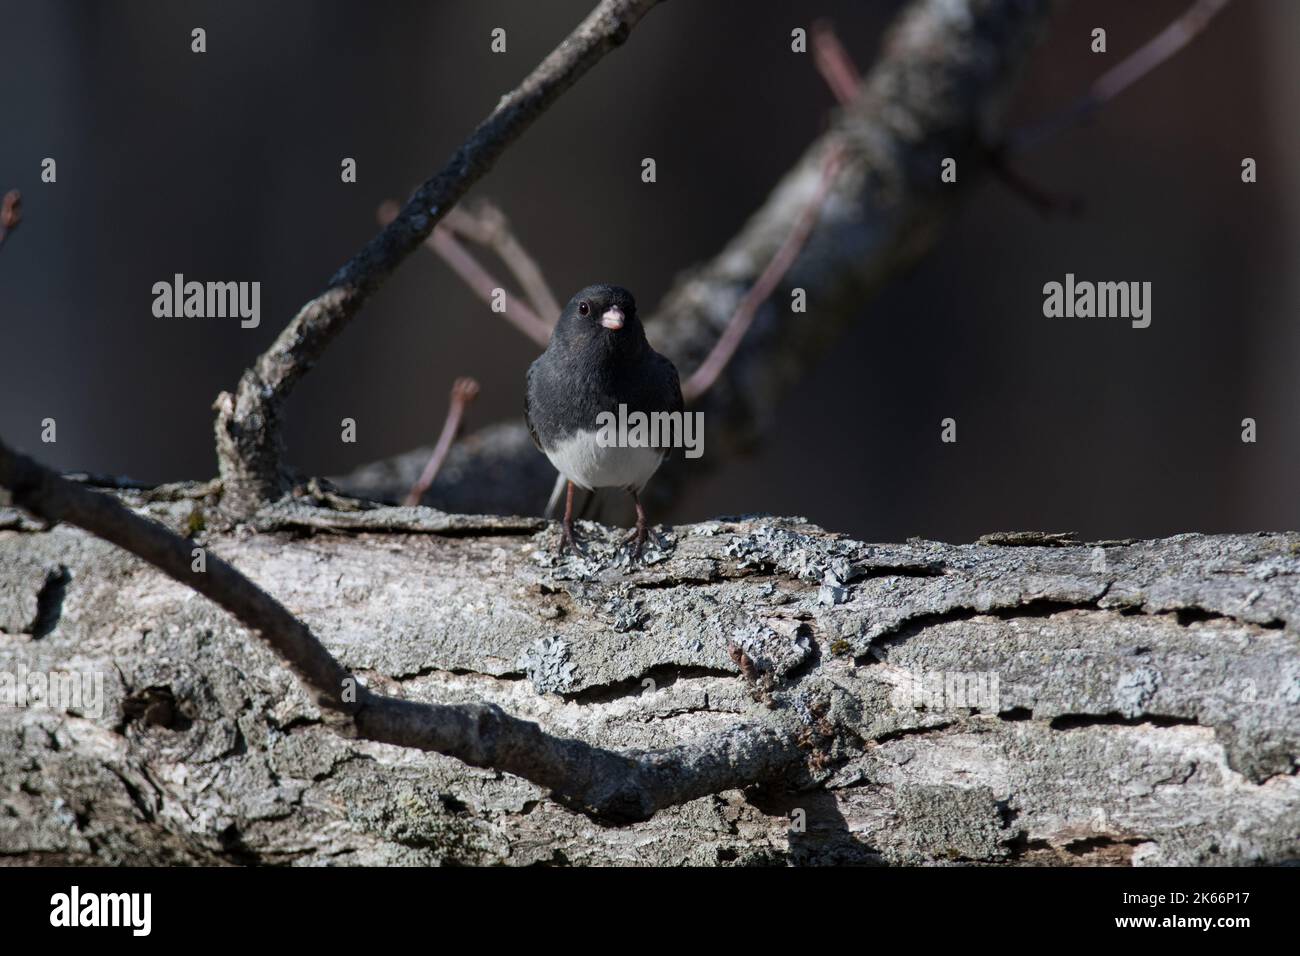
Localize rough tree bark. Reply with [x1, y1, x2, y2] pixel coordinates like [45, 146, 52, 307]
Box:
[2, 490, 1296, 865]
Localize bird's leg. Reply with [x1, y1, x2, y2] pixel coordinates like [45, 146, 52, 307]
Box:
[621, 489, 650, 560]
[558, 480, 587, 556]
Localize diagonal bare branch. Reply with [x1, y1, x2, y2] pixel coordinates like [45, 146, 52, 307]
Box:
[213, 0, 664, 514]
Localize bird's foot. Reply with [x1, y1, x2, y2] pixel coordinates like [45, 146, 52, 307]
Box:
[557, 521, 589, 557]
[620, 523, 651, 561]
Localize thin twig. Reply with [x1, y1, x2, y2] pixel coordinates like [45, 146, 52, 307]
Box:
[377, 201, 554, 347]
[673, 29, 854, 405]
[811, 20, 862, 105]
[0, 436, 800, 822]
[433, 227, 554, 346]
[404, 377, 480, 506]
[1007, 0, 1234, 153]
[989, 0, 1233, 216]
[681, 142, 846, 404]
[213, 0, 664, 511]
[446, 203, 562, 322]
[0, 190, 21, 250]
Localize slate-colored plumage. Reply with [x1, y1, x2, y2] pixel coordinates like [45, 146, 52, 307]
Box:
[526, 284, 683, 557]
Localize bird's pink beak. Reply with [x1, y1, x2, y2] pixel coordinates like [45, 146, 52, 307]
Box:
[601, 307, 624, 330]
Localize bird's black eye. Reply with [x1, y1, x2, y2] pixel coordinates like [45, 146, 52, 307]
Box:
[578, 300, 590, 316]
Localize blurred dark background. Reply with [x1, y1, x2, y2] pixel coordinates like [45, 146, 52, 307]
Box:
[2, 0, 1296, 543]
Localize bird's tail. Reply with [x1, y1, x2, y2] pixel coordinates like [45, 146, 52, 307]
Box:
[544, 473, 566, 518]
[544, 474, 599, 520]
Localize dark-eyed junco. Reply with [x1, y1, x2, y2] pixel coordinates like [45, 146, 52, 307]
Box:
[525, 284, 683, 558]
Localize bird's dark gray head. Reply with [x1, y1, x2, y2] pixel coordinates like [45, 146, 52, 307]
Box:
[551, 284, 645, 354]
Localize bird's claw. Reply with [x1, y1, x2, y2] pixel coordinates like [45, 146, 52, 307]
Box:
[620, 525, 646, 561]
[621, 524, 667, 562]
[557, 522, 589, 557]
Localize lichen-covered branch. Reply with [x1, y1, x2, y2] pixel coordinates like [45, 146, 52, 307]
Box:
[2, 471, 1296, 863]
[212, 0, 664, 513]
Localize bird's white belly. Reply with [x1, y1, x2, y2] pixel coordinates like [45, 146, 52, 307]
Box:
[546, 430, 664, 491]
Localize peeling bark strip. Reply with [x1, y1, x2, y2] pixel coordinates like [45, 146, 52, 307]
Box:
[2, 462, 1298, 863]
[213, 0, 664, 512]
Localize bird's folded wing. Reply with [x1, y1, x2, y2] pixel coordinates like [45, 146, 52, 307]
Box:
[524, 362, 543, 451]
